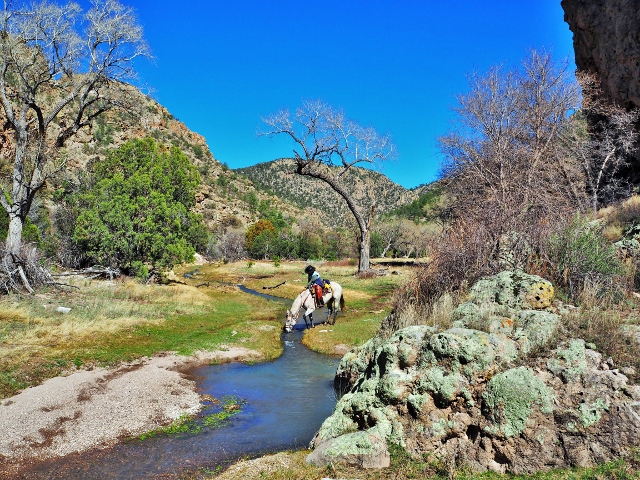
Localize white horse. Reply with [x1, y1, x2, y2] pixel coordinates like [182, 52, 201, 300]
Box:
[285, 282, 345, 332]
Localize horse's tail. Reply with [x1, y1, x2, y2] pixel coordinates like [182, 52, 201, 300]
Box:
[340, 294, 345, 312]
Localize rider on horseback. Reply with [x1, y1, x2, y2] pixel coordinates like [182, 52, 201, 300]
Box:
[305, 265, 325, 307]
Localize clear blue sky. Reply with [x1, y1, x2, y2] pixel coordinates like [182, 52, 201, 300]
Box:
[126, 1, 574, 189]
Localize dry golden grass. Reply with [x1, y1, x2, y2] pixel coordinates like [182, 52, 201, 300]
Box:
[597, 195, 640, 242]
[0, 278, 212, 365]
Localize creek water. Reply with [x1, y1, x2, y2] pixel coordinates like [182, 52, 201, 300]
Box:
[15, 289, 340, 479]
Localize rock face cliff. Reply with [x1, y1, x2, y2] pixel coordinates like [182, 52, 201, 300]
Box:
[562, 0, 640, 109]
[308, 271, 640, 473]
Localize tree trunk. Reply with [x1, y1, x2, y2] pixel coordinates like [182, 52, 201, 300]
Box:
[5, 212, 24, 258]
[358, 227, 370, 272]
[296, 165, 374, 272]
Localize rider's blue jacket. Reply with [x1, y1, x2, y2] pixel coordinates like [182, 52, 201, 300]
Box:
[307, 271, 323, 288]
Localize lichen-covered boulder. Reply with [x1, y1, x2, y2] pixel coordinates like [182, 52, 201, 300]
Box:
[306, 431, 390, 469]
[467, 270, 555, 311]
[310, 326, 520, 467]
[309, 271, 640, 473]
[451, 271, 560, 355]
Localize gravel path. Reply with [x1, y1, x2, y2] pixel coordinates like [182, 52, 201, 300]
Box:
[0, 346, 261, 469]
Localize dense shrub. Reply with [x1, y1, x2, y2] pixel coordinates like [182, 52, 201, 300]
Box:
[211, 229, 247, 262]
[245, 219, 276, 252]
[545, 216, 626, 299]
[72, 138, 207, 274]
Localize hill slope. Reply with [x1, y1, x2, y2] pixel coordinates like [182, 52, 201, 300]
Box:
[236, 159, 428, 228]
[26, 87, 301, 232]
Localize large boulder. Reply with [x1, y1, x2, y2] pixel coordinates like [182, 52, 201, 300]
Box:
[308, 272, 640, 473]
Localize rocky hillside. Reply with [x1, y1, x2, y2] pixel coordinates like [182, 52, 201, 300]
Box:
[236, 159, 429, 228]
[42, 87, 301, 232]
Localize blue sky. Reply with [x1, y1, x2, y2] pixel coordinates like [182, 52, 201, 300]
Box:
[127, 1, 575, 189]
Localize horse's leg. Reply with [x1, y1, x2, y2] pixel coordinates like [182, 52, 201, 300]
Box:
[307, 305, 316, 328]
[330, 295, 340, 325]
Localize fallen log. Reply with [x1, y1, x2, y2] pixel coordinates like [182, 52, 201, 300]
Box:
[52, 266, 121, 280]
[263, 281, 286, 290]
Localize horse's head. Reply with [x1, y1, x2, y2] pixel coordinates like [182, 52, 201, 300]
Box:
[284, 309, 296, 332]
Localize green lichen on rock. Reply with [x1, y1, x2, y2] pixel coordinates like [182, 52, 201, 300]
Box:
[514, 310, 561, 355]
[469, 270, 554, 311]
[307, 431, 391, 469]
[579, 398, 609, 427]
[407, 393, 430, 418]
[431, 417, 456, 437]
[322, 431, 375, 456]
[312, 393, 360, 443]
[427, 328, 517, 373]
[483, 367, 554, 437]
[375, 370, 414, 404]
[418, 368, 465, 404]
[547, 339, 587, 383]
[335, 335, 385, 391]
[451, 301, 482, 328]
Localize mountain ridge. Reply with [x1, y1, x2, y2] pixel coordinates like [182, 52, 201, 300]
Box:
[236, 158, 430, 228]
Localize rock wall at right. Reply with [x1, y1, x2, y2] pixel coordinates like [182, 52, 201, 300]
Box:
[562, 0, 640, 109]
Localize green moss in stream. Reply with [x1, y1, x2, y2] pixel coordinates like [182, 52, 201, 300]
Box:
[135, 395, 245, 440]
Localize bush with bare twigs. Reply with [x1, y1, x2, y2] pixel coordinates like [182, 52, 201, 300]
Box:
[0, 244, 53, 294]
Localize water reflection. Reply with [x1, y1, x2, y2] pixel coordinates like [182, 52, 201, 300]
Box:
[16, 315, 339, 479]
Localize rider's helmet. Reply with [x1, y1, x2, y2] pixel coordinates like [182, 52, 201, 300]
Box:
[304, 265, 315, 275]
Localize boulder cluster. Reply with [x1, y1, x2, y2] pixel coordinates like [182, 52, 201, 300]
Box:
[307, 271, 640, 474]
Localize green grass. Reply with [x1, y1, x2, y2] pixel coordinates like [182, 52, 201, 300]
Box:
[136, 395, 246, 441]
[0, 280, 283, 399]
[178, 260, 408, 355]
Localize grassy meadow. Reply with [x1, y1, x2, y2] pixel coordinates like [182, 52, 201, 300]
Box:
[175, 259, 409, 355]
[0, 259, 407, 400]
[0, 275, 284, 400]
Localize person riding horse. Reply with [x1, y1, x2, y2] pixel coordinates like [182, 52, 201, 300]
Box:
[305, 265, 324, 307]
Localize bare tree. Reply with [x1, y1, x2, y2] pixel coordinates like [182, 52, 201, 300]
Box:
[561, 72, 640, 212]
[261, 100, 395, 271]
[214, 229, 247, 262]
[375, 221, 404, 258]
[0, 0, 148, 266]
[439, 50, 584, 267]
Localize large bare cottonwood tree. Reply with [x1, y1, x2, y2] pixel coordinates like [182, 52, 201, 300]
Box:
[0, 0, 148, 262]
[261, 100, 395, 272]
[439, 50, 584, 266]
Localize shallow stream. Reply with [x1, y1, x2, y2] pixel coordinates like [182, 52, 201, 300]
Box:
[16, 289, 340, 479]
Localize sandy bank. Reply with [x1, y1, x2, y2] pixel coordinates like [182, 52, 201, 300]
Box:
[0, 346, 261, 467]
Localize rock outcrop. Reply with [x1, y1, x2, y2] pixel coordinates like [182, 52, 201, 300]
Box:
[309, 271, 640, 473]
[562, 0, 640, 109]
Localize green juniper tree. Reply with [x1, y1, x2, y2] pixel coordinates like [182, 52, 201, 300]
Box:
[72, 138, 207, 277]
